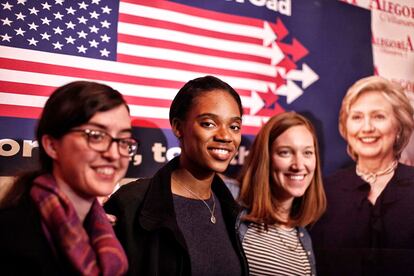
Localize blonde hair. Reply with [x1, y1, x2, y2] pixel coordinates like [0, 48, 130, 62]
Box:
[339, 76, 414, 160]
[238, 112, 326, 227]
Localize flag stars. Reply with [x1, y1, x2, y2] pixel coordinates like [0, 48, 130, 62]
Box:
[27, 37, 39, 46]
[66, 7, 76, 15]
[100, 34, 110, 42]
[40, 32, 51, 40]
[1, 18, 13, 26]
[89, 25, 99, 33]
[41, 2, 52, 10]
[100, 48, 110, 57]
[100, 20, 110, 28]
[78, 2, 88, 10]
[101, 6, 111, 14]
[28, 22, 39, 30]
[54, 12, 64, 20]
[89, 39, 99, 48]
[91, 0, 101, 4]
[28, 7, 39, 15]
[14, 28, 25, 36]
[77, 30, 88, 39]
[1, 33, 12, 42]
[15, 12, 26, 21]
[89, 11, 100, 19]
[41, 17, 51, 25]
[65, 36, 76, 44]
[52, 41, 63, 49]
[77, 45, 87, 53]
[17, 0, 27, 5]
[65, 21, 76, 29]
[77, 16, 88, 24]
[53, 26, 64, 35]
[55, 0, 64, 5]
[2, 2, 13, 10]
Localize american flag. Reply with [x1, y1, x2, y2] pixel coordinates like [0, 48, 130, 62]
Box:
[0, 0, 318, 134]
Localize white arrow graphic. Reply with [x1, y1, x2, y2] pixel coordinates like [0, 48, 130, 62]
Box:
[276, 80, 303, 104]
[286, 63, 319, 89]
[263, 21, 277, 46]
[242, 90, 265, 115]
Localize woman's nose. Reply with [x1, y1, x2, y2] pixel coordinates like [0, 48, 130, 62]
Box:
[214, 126, 232, 142]
[362, 118, 374, 132]
[103, 140, 121, 160]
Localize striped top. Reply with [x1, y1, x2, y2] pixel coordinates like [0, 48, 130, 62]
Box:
[242, 223, 312, 276]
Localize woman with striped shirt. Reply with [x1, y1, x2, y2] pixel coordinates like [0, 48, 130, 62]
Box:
[237, 112, 326, 276]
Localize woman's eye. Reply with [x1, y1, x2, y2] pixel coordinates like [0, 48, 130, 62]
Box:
[230, 124, 241, 131]
[374, 114, 386, 120]
[277, 150, 291, 157]
[350, 114, 362, 120]
[89, 131, 105, 142]
[304, 150, 314, 157]
[200, 121, 215, 128]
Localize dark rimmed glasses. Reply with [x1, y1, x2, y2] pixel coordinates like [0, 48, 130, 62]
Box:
[68, 129, 139, 157]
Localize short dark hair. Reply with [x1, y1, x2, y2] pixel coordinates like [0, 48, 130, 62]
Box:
[37, 81, 128, 172]
[169, 75, 243, 125]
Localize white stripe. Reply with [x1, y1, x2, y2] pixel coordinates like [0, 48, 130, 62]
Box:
[0, 92, 169, 119]
[117, 42, 277, 77]
[0, 46, 272, 92]
[120, 2, 270, 41]
[0, 92, 47, 108]
[118, 22, 278, 59]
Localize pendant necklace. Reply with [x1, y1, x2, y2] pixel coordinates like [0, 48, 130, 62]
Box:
[356, 160, 398, 184]
[174, 178, 216, 224]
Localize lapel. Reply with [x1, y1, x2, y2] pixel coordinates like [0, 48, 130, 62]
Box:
[138, 157, 187, 248]
[381, 163, 414, 205]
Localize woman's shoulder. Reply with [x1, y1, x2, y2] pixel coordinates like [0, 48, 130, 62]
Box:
[104, 178, 152, 214]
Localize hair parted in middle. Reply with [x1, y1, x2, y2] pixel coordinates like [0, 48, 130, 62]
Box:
[238, 111, 326, 227]
[338, 75, 414, 160]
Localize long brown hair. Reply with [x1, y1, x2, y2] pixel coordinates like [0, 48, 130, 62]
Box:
[238, 112, 326, 227]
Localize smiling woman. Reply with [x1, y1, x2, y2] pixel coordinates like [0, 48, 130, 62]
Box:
[311, 76, 414, 275]
[0, 81, 134, 274]
[104, 75, 249, 276]
[236, 112, 326, 276]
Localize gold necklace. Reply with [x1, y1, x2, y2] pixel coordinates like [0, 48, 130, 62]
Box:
[356, 160, 398, 184]
[174, 178, 216, 224]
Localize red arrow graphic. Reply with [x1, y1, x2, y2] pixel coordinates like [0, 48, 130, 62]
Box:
[277, 38, 309, 62]
[271, 18, 288, 41]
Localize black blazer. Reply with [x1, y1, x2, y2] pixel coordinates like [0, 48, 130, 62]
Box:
[311, 163, 414, 276]
[105, 157, 249, 276]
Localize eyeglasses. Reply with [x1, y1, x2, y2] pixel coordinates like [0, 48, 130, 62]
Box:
[68, 129, 139, 157]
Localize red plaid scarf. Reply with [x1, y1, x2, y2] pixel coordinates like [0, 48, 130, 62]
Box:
[30, 174, 128, 275]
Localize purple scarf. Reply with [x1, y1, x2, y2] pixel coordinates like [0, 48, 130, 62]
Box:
[30, 174, 128, 275]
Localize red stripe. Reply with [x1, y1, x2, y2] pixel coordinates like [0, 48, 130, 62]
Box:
[0, 81, 55, 96]
[0, 104, 43, 119]
[117, 54, 275, 83]
[0, 81, 172, 108]
[122, 0, 262, 27]
[117, 34, 270, 64]
[119, 13, 260, 45]
[0, 57, 185, 89]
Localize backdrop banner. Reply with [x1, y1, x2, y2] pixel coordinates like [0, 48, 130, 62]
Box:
[0, 0, 373, 178]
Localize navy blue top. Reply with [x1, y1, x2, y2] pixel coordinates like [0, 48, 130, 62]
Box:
[310, 163, 414, 276]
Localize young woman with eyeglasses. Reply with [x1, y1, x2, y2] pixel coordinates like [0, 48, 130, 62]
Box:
[0, 81, 137, 275]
